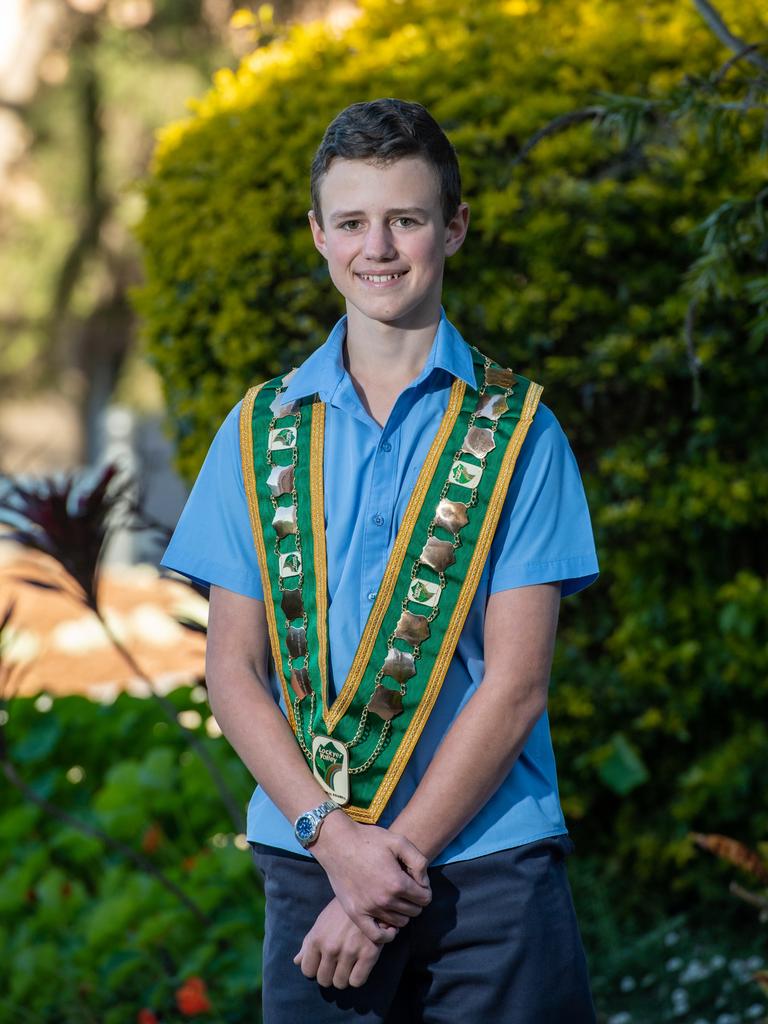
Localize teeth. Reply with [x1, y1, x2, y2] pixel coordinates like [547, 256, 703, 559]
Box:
[359, 272, 404, 282]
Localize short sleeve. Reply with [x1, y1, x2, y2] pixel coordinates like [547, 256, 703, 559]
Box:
[487, 402, 599, 598]
[160, 401, 264, 600]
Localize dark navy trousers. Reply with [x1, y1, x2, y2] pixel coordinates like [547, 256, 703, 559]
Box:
[250, 832, 598, 1023]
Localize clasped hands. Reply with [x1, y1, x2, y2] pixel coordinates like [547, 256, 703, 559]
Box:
[293, 820, 431, 990]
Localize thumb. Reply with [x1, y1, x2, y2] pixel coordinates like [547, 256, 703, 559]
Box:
[394, 836, 430, 888]
[374, 919, 399, 942]
[357, 912, 392, 945]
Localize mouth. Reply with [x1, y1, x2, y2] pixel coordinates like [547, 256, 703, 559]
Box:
[355, 271, 408, 285]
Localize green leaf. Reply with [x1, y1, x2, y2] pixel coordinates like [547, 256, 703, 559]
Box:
[12, 716, 61, 764]
[596, 733, 649, 795]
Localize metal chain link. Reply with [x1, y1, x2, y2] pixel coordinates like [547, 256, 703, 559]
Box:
[266, 359, 515, 784]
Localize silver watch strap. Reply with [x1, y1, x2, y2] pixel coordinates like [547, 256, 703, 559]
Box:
[314, 799, 340, 822]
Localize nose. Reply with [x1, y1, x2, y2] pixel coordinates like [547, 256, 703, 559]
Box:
[362, 221, 397, 261]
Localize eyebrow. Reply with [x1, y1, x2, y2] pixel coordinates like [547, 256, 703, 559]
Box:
[329, 207, 430, 221]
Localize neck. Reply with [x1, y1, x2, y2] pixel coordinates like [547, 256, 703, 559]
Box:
[343, 307, 442, 387]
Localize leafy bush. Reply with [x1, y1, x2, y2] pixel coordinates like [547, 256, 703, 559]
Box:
[0, 688, 262, 1024]
[133, 0, 768, 928]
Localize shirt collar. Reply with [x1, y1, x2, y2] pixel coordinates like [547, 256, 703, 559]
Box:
[280, 307, 477, 404]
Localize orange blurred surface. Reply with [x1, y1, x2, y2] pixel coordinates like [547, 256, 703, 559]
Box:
[0, 549, 207, 699]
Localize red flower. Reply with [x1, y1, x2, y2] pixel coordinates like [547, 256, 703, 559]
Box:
[175, 976, 212, 1016]
[137, 1010, 159, 1024]
[141, 822, 164, 854]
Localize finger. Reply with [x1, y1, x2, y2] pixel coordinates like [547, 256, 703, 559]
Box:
[331, 952, 357, 990]
[349, 949, 381, 988]
[293, 936, 308, 965]
[356, 913, 391, 944]
[297, 943, 322, 980]
[388, 896, 427, 918]
[316, 950, 340, 989]
[395, 838, 430, 887]
[390, 879, 431, 910]
[374, 908, 410, 928]
[373, 919, 399, 943]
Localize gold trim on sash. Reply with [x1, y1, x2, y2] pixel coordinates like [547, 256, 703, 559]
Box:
[309, 401, 330, 715]
[239, 384, 297, 731]
[325, 377, 466, 731]
[347, 380, 544, 822]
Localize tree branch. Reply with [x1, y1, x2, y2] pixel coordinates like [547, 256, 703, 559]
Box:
[0, 736, 213, 927]
[512, 106, 606, 164]
[692, 0, 768, 74]
[729, 880, 768, 914]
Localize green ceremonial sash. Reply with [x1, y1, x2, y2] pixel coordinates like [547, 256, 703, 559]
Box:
[239, 345, 542, 823]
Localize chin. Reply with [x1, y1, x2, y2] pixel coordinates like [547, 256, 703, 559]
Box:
[355, 300, 418, 325]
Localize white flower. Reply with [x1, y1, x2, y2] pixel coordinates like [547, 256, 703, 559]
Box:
[672, 987, 690, 1017]
[710, 955, 727, 970]
[729, 959, 751, 982]
[664, 930, 681, 946]
[666, 956, 684, 972]
[745, 1006, 765, 1021]
[681, 959, 711, 983]
[714, 1014, 740, 1024]
[607, 1014, 633, 1024]
[745, 956, 764, 971]
[620, 976, 637, 993]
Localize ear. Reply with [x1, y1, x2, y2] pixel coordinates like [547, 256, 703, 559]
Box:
[308, 210, 328, 260]
[444, 202, 470, 257]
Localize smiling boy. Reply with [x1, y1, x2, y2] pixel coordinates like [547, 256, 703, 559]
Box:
[162, 98, 599, 1021]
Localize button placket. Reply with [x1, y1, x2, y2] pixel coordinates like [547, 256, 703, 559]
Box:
[361, 430, 398, 627]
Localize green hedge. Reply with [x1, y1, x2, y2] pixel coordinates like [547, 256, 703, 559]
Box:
[0, 689, 262, 1023]
[5, 690, 766, 1022]
[133, 0, 768, 924]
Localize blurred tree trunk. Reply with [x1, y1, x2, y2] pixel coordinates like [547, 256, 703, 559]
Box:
[48, 18, 135, 464]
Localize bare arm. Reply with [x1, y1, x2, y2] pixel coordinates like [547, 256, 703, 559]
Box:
[389, 581, 562, 859]
[205, 584, 431, 941]
[296, 580, 562, 987]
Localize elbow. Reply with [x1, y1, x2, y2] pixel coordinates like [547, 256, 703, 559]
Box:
[485, 669, 549, 723]
[524, 678, 549, 724]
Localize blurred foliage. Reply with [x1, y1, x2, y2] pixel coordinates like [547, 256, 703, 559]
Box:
[0, 0, 234, 413]
[134, 0, 768, 931]
[0, 688, 262, 1024]
[2, 692, 764, 1024]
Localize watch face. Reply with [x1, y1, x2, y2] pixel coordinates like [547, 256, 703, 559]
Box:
[295, 815, 315, 843]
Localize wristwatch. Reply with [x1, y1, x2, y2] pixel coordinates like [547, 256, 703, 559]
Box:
[294, 799, 341, 849]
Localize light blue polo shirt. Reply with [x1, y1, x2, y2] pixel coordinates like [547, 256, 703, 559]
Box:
[161, 310, 599, 864]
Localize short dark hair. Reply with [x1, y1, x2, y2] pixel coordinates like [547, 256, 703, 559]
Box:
[310, 98, 461, 227]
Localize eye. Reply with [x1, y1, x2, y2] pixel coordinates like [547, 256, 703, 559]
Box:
[339, 220, 361, 231]
[394, 217, 417, 228]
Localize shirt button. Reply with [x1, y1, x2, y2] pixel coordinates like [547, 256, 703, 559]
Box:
[373, 514, 385, 526]
[367, 591, 377, 601]
[381, 442, 392, 452]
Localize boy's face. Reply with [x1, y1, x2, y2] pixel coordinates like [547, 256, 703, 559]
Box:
[308, 155, 468, 332]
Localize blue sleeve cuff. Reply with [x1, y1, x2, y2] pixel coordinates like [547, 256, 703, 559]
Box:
[488, 556, 600, 599]
[160, 552, 264, 601]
